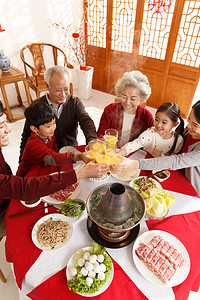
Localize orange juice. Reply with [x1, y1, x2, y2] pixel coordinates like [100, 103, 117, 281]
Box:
[105, 135, 117, 149]
[110, 155, 122, 164]
[109, 155, 122, 173]
[85, 150, 97, 159]
[105, 148, 115, 157]
[96, 153, 110, 164]
[92, 142, 106, 153]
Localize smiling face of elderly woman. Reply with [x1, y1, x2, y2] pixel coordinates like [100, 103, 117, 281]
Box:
[115, 70, 151, 115]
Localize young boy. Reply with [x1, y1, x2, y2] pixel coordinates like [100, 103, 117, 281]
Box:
[17, 102, 87, 177]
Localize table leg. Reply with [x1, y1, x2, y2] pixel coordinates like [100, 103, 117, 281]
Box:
[23, 79, 32, 105]
[14, 82, 23, 105]
[0, 85, 13, 122]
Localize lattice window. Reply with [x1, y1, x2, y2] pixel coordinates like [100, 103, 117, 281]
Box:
[111, 0, 137, 52]
[172, 0, 200, 67]
[87, 0, 107, 48]
[139, 0, 175, 60]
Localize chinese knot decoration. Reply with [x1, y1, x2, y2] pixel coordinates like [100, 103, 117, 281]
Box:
[148, 0, 173, 13]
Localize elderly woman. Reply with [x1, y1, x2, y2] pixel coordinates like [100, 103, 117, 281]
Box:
[111, 100, 200, 196]
[97, 70, 154, 147]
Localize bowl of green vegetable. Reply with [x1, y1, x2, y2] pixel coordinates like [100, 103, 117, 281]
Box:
[59, 198, 86, 218]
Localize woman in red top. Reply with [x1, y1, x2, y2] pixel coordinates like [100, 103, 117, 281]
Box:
[97, 70, 154, 147]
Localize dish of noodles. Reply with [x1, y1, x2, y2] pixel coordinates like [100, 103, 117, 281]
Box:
[32, 213, 73, 250]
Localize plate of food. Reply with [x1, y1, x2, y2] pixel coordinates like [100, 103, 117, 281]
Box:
[20, 198, 41, 207]
[42, 181, 81, 205]
[32, 213, 73, 250]
[129, 176, 162, 193]
[111, 168, 140, 181]
[59, 146, 84, 169]
[67, 242, 114, 296]
[87, 172, 111, 182]
[132, 230, 190, 287]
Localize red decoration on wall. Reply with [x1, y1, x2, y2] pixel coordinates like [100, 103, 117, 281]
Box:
[148, 0, 173, 13]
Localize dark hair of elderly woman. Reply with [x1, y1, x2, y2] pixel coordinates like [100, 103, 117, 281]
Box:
[97, 70, 154, 147]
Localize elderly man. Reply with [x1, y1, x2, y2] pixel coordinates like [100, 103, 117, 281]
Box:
[0, 101, 108, 237]
[19, 65, 97, 161]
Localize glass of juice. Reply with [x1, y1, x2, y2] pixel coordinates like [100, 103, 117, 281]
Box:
[109, 155, 123, 173]
[96, 152, 111, 164]
[105, 129, 118, 149]
[85, 145, 98, 160]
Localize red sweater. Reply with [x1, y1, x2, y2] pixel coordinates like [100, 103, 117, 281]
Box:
[16, 133, 73, 177]
[97, 102, 154, 144]
[0, 148, 77, 212]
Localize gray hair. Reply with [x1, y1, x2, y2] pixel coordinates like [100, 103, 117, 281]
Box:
[115, 70, 151, 102]
[44, 65, 71, 85]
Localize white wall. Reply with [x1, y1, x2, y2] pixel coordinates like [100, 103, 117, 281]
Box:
[0, 0, 83, 106]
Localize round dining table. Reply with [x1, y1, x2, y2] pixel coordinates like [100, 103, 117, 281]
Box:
[4, 149, 200, 300]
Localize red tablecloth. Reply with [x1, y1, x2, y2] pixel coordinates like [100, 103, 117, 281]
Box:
[5, 200, 58, 288]
[139, 153, 199, 197]
[27, 260, 148, 300]
[146, 211, 200, 300]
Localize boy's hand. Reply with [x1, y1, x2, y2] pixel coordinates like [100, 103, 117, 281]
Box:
[74, 153, 91, 163]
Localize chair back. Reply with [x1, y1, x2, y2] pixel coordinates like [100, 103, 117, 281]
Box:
[20, 43, 74, 98]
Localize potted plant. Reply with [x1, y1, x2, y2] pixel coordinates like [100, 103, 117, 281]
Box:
[51, 20, 97, 100]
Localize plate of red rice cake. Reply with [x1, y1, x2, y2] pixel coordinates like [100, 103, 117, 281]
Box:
[132, 230, 190, 287]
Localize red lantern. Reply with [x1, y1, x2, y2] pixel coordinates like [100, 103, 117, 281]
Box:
[148, 0, 173, 13]
[80, 64, 87, 71]
[72, 32, 79, 39]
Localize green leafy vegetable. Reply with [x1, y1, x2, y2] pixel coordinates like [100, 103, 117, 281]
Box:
[58, 198, 85, 218]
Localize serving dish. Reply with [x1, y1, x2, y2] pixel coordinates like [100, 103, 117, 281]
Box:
[66, 246, 114, 296]
[129, 176, 162, 192]
[20, 199, 41, 208]
[42, 178, 81, 205]
[132, 230, 190, 287]
[111, 168, 140, 181]
[152, 170, 170, 182]
[32, 213, 73, 250]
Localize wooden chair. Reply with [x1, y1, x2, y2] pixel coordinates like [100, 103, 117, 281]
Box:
[0, 237, 6, 283]
[20, 43, 74, 99]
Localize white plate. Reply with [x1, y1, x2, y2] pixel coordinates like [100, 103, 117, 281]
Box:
[87, 172, 111, 182]
[32, 213, 73, 250]
[59, 146, 85, 169]
[20, 198, 41, 207]
[66, 247, 114, 297]
[111, 168, 140, 181]
[129, 176, 162, 191]
[132, 230, 190, 287]
[42, 180, 81, 205]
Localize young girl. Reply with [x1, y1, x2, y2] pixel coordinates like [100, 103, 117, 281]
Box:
[111, 100, 200, 195]
[118, 102, 184, 157]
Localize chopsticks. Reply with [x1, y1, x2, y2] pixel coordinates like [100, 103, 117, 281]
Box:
[8, 205, 53, 218]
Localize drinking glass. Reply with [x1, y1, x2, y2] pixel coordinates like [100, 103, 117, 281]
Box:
[105, 129, 118, 149]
